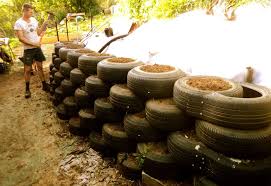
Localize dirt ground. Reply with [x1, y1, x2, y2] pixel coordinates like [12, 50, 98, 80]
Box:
[0, 44, 134, 186]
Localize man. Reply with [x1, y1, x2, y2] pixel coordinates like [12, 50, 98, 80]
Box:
[14, 3, 50, 98]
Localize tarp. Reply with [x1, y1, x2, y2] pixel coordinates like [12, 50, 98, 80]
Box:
[85, 3, 271, 88]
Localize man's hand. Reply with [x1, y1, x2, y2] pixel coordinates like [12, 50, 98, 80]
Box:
[39, 31, 45, 38]
[16, 30, 40, 47]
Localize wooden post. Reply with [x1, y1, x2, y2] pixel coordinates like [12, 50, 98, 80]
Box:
[91, 14, 93, 32]
[55, 21, 59, 42]
[65, 18, 69, 41]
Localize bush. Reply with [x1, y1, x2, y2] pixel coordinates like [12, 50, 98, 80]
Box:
[120, 0, 270, 20]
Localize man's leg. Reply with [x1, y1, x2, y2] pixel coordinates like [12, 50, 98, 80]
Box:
[24, 64, 32, 98]
[35, 61, 49, 91]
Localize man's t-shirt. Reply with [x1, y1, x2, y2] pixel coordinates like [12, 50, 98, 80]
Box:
[14, 17, 40, 50]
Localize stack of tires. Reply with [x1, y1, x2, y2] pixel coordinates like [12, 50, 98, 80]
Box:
[49, 42, 271, 186]
[171, 76, 271, 186]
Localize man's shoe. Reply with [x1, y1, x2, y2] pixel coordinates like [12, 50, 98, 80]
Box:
[42, 82, 50, 92]
[25, 90, 31, 98]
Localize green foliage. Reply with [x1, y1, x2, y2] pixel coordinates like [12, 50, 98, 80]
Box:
[0, 0, 25, 37]
[153, 0, 193, 18]
[68, 0, 101, 17]
[97, 0, 117, 9]
[0, 0, 103, 38]
[235, 0, 271, 7]
[32, 0, 71, 22]
[120, 0, 270, 19]
[0, 0, 269, 45]
[9, 38, 21, 49]
[119, 0, 156, 21]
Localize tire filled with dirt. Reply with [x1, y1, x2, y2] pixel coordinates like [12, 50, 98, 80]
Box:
[146, 98, 193, 132]
[94, 98, 124, 123]
[78, 53, 113, 76]
[173, 76, 243, 119]
[167, 130, 207, 173]
[123, 112, 163, 142]
[109, 84, 144, 113]
[195, 120, 271, 158]
[79, 109, 100, 131]
[69, 117, 90, 136]
[137, 141, 180, 179]
[53, 57, 63, 70]
[168, 129, 271, 186]
[97, 57, 143, 83]
[67, 48, 94, 68]
[56, 103, 70, 120]
[63, 96, 78, 117]
[128, 64, 186, 99]
[52, 95, 61, 106]
[54, 71, 65, 85]
[51, 80, 58, 91]
[49, 74, 54, 83]
[193, 176, 219, 186]
[54, 86, 65, 103]
[89, 131, 110, 154]
[50, 67, 58, 77]
[60, 62, 73, 78]
[204, 147, 271, 186]
[74, 86, 94, 108]
[201, 83, 271, 129]
[54, 42, 74, 56]
[60, 79, 76, 97]
[70, 68, 86, 86]
[59, 43, 84, 61]
[117, 152, 143, 180]
[49, 63, 54, 71]
[85, 75, 111, 98]
[102, 122, 136, 152]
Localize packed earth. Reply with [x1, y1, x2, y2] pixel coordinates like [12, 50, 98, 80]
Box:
[0, 45, 135, 186]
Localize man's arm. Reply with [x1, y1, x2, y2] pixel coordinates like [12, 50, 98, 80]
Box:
[37, 14, 54, 36]
[16, 30, 40, 47]
[37, 20, 49, 36]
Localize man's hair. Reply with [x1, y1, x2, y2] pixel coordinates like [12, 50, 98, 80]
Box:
[22, 3, 33, 11]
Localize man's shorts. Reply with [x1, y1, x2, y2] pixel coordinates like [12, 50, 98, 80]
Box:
[23, 47, 46, 66]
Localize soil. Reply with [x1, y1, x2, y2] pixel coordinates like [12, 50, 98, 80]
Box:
[140, 64, 175, 73]
[69, 117, 80, 127]
[156, 98, 175, 105]
[134, 112, 146, 118]
[181, 130, 201, 142]
[0, 44, 134, 186]
[108, 57, 134, 63]
[118, 84, 129, 89]
[86, 53, 111, 57]
[115, 84, 135, 96]
[118, 153, 141, 169]
[187, 77, 232, 91]
[91, 131, 104, 141]
[142, 142, 169, 155]
[65, 44, 83, 49]
[75, 49, 94, 54]
[107, 123, 125, 132]
[99, 97, 111, 103]
[79, 109, 95, 117]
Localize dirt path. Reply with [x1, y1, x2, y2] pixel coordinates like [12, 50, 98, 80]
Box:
[0, 44, 133, 186]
